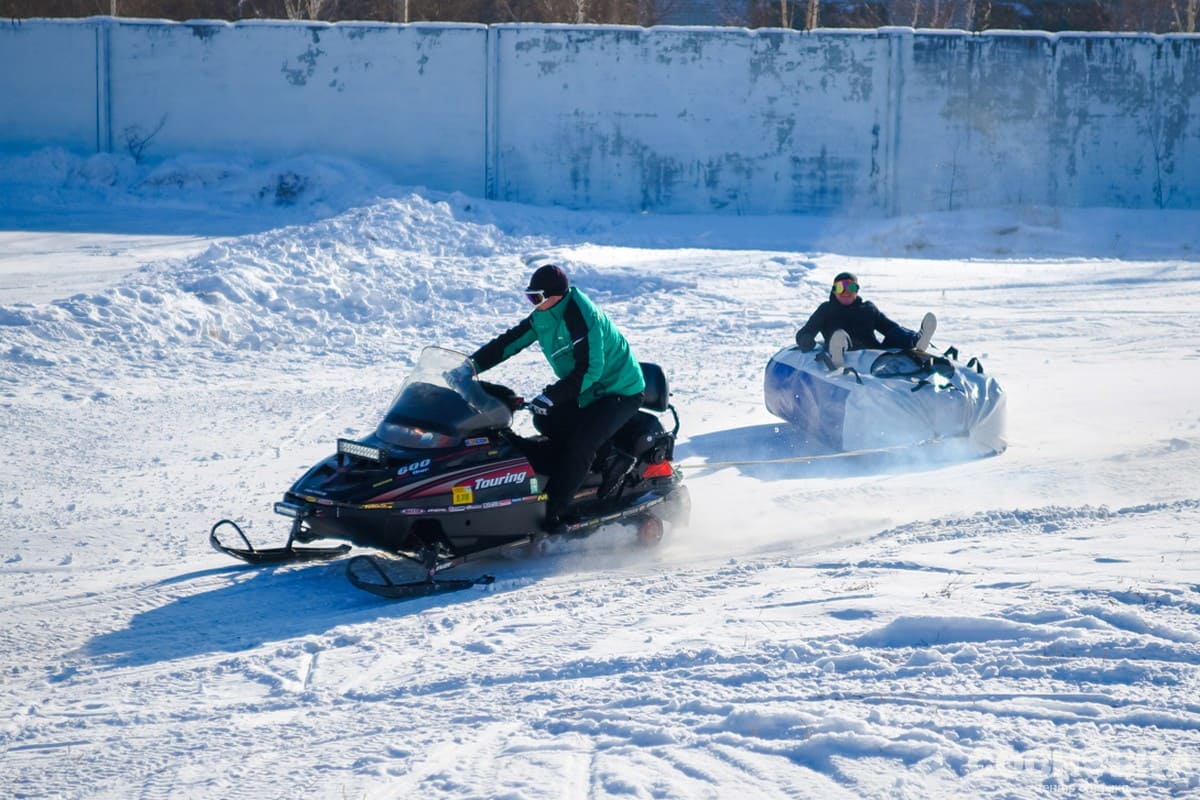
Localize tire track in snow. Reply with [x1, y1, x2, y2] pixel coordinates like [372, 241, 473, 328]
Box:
[867, 497, 1200, 547]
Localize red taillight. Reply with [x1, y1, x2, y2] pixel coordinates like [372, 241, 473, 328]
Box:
[641, 461, 674, 479]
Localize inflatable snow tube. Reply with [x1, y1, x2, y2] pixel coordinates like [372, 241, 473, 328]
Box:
[764, 346, 1006, 454]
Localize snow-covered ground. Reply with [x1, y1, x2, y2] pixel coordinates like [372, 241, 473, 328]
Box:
[2, 150, 1199, 799]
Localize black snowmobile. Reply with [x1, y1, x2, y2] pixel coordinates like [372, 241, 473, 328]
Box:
[211, 346, 690, 599]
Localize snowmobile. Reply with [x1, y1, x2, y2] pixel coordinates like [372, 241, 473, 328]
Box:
[211, 346, 690, 599]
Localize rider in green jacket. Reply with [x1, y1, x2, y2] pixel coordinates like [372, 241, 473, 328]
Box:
[470, 264, 645, 531]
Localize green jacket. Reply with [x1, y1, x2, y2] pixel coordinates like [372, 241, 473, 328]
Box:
[471, 287, 645, 408]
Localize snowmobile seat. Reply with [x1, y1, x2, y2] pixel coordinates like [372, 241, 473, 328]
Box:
[596, 412, 675, 501]
[614, 411, 674, 462]
[639, 362, 669, 412]
[590, 363, 674, 497]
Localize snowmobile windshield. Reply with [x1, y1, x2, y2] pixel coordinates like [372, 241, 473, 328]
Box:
[375, 347, 513, 449]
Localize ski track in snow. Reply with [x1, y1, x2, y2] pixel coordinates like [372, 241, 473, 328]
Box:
[5, 496, 1199, 798]
[3, 154, 1200, 799]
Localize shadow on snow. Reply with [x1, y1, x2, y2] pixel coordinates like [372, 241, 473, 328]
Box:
[80, 534, 652, 669]
[80, 560, 487, 668]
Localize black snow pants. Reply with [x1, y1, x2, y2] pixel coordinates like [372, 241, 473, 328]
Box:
[533, 391, 644, 521]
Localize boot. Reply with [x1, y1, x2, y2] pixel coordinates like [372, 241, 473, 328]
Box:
[828, 329, 850, 369]
[915, 312, 937, 352]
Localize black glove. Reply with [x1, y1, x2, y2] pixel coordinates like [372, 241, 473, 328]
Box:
[529, 393, 554, 416]
[443, 362, 475, 388]
[796, 331, 816, 351]
[530, 382, 570, 416]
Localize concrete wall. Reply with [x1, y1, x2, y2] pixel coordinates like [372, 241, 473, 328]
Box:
[2, 18, 1197, 214]
[0, 20, 100, 152]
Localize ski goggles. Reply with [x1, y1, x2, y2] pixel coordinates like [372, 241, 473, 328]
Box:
[832, 279, 860, 295]
[525, 289, 547, 305]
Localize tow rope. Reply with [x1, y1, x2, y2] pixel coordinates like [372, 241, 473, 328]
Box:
[676, 437, 954, 470]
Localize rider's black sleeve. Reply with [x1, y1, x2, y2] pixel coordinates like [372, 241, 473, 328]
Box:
[795, 302, 830, 350]
[470, 316, 534, 373]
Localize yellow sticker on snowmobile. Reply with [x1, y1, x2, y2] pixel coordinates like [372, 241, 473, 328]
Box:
[452, 486, 473, 505]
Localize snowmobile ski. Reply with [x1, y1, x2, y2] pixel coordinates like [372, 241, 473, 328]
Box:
[210, 518, 350, 565]
[346, 554, 496, 600]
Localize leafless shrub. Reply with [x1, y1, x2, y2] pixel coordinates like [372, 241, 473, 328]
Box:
[123, 115, 166, 163]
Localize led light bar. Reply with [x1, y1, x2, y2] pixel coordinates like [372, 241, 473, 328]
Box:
[274, 501, 306, 518]
[337, 438, 385, 464]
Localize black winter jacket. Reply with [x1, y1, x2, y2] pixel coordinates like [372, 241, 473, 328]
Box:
[795, 295, 914, 351]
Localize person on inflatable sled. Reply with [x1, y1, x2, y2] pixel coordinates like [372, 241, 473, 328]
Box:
[767, 271, 1005, 454]
[794, 272, 935, 368]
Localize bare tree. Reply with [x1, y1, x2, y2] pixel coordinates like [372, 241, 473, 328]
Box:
[1173, 0, 1198, 30]
[282, 0, 334, 18]
[778, 0, 795, 27]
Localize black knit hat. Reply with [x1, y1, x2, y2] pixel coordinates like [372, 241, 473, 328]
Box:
[526, 264, 569, 297]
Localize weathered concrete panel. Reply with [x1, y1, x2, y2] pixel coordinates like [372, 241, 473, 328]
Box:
[1052, 35, 1161, 208]
[492, 25, 891, 213]
[0, 20, 99, 153]
[1151, 37, 1200, 208]
[107, 20, 487, 194]
[893, 30, 1061, 213]
[1053, 34, 1200, 209]
[893, 30, 1200, 213]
